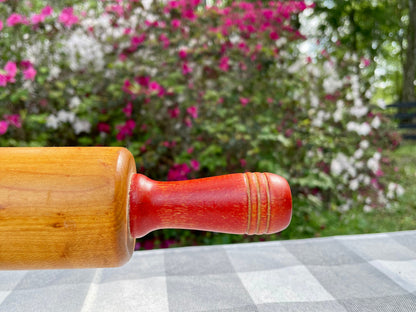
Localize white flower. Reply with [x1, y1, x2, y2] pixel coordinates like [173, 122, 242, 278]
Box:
[360, 140, 369, 149]
[349, 179, 359, 191]
[275, 37, 287, 47]
[371, 116, 381, 129]
[331, 159, 343, 176]
[46, 115, 59, 129]
[363, 205, 373, 213]
[69, 97, 81, 109]
[350, 105, 368, 118]
[229, 34, 240, 44]
[346, 122, 371, 135]
[73, 119, 91, 134]
[57, 110, 75, 123]
[323, 77, 342, 94]
[310, 95, 319, 108]
[367, 157, 379, 173]
[377, 99, 386, 109]
[354, 149, 363, 159]
[396, 185, 405, 196]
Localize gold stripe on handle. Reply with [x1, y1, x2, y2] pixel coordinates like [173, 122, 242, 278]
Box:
[253, 173, 261, 234]
[264, 173, 272, 234]
[243, 173, 252, 234]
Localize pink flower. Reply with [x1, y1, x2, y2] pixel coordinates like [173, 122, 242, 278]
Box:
[187, 147, 194, 154]
[0, 121, 8, 135]
[219, 56, 229, 72]
[240, 97, 250, 106]
[0, 74, 7, 87]
[182, 62, 192, 75]
[31, 14, 45, 25]
[108, 4, 124, 16]
[167, 163, 191, 181]
[131, 34, 146, 48]
[159, 33, 170, 49]
[267, 97, 273, 104]
[240, 159, 247, 167]
[182, 9, 197, 21]
[23, 66, 36, 80]
[7, 13, 24, 27]
[134, 75, 149, 87]
[149, 81, 161, 92]
[361, 58, 371, 67]
[269, 31, 279, 40]
[187, 106, 198, 119]
[169, 107, 180, 118]
[4, 114, 21, 128]
[97, 122, 111, 133]
[59, 7, 79, 27]
[123, 102, 133, 117]
[0, 20, 3, 32]
[190, 159, 200, 171]
[171, 19, 181, 29]
[41, 6, 53, 16]
[116, 119, 136, 141]
[178, 49, 187, 59]
[5, 61, 17, 78]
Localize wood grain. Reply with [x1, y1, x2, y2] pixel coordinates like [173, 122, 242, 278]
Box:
[0, 147, 136, 269]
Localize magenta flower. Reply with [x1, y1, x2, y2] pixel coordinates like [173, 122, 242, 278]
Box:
[131, 34, 146, 48]
[171, 19, 181, 29]
[5, 61, 17, 78]
[159, 33, 170, 48]
[178, 49, 187, 59]
[187, 106, 198, 119]
[7, 13, 24, 27]
[31, 14, 45, 25]
[167, 163, 191, 181]
[4, 114, 21, 128]
[23, 66, 36, 80]
[116, 119, 136, 141]
[149, 81, 161, 92]
[97, 122, 111, 133]
[190, 159, 200, 171]
[0, 74, 7, 87]
[168, 107, 180, 118]
[41, 6, 53, 16]
[270, 31, 279, 40]
[361, 58, 371, 67]
[123, 102, 133, 117]
[59, 7, 79, 27]
[182, 62, 192, 75]
[240, 97, 250, 106]
[219, 56, 230, 72]
[0, 20, 3, 32]
[0, 121, 8, 135]
[240, 159, 247, 167]
[135, 75, 150, 87]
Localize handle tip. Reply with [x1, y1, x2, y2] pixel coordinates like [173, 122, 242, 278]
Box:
[244, 172, 292, 235]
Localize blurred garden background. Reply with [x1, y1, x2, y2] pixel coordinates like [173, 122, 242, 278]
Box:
[0, 0, 415, 249]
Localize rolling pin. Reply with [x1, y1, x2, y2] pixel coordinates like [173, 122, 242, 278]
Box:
[0, 147, 292, 269]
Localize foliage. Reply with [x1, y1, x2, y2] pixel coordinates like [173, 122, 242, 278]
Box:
[0, 0, 404, 247]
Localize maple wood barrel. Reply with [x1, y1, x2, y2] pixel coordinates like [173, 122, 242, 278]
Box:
[0, 147, 291, 270]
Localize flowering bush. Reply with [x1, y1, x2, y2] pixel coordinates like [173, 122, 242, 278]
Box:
[0, 0, 403, 243]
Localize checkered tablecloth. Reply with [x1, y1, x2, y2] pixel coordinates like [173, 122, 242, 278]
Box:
[2, 230, 416, 312]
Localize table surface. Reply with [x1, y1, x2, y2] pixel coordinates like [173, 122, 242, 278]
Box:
[1, 230, 416, 312]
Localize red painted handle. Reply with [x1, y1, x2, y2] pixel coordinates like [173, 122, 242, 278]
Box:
[129, 172, 292, 238]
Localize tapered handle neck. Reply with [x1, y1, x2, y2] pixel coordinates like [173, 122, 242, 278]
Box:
[129, 173, 292, 238]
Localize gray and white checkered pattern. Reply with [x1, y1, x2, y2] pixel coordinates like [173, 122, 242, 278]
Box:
[1, 230, 416, 312]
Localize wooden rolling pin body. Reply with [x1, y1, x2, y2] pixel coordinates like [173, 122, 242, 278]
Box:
[0, 147, 292, 270]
